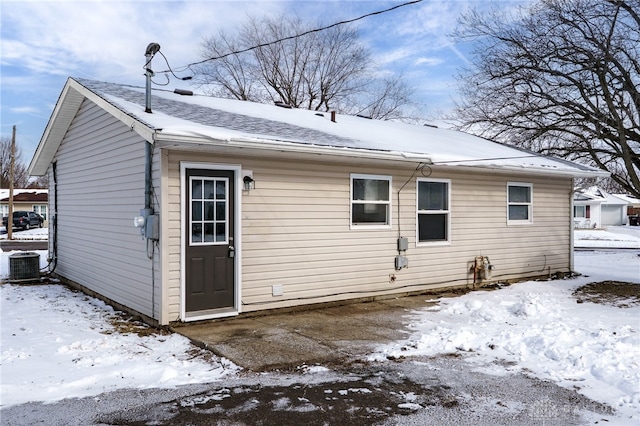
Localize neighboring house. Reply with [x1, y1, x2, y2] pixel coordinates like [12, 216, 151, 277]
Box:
[573, 187, 630, 227]
[28, 78, 605, 326]
[614, 194, 640, 218]
[0, 189, 49, 225]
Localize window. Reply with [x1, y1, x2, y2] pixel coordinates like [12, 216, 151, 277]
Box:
[417, 179, 450, 243]
[190, 177, 228, 244]
[507, 183, 532, 224]
[574, 205, 586, 218]
[33, 205, 47, 220]
[351, 174, 391, 227]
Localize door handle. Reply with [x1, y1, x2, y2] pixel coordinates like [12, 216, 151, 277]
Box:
[228, 246, 235, 258]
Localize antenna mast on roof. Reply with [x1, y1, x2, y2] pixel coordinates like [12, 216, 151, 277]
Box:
[144, 42, 161, 113]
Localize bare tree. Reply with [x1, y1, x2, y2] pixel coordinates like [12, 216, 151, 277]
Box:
[451, 0, 640, 198]
[0, 136, 29, 189]
[197, 14, 416, 118]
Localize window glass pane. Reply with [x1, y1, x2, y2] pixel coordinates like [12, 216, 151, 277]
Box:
[191, 223, 202, 243]
[203, 201, 215, 221]
[418, 213, 447, 241]
[419, 181, 447, 210]
[40, 205, 47, 220]
[191, 201, 202, 221]
[509, 186, 530, 203]
[216, 181, 226, 199]
[204, 223, 215, 242]
[191, 180, 202, 199]
[216, 201, 226, 221]
[216, 223, 226, 242]
[509, 205, 529, 220]
[574, 206, 585, 217]
[353, 179, 389, 201]
[204, 181, 216, 199]
[352, 203, 387, 224]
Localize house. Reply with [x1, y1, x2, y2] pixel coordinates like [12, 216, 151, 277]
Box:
[0, 189, 48, 225]
[28, 78, 606, 326]
[613, 194, 640, 218]
[573, 187, 630, 227]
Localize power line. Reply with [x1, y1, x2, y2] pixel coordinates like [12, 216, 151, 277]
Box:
[157, 0, 423, 78]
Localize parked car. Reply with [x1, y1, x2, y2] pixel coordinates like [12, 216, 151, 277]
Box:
[2, 211, 44, 230]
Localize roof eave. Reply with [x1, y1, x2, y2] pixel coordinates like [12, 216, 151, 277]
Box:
[153, 133, 434, 164]
[28, 78, 155, 176]
[155, 132, 605, 178]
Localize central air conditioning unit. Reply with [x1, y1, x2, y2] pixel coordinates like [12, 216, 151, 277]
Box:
[9, 252, 41, 282]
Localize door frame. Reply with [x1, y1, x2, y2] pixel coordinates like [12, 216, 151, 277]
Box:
[180, 162, 243, 321]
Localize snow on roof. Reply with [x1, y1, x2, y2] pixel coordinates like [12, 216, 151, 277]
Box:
[613, 194, 640, 205]
[65, 79, 606, 177]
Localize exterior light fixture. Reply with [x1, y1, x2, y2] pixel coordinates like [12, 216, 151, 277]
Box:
[243, 175, 255, 191]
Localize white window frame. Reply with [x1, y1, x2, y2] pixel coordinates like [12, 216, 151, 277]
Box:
[350, 173, 392, 229]
[507, 182, 533, 225]
[573, 205, 586, 218]
[189, 176, 229, 246]
[416, 178, 451, 246]
[33, 204, 47, 220]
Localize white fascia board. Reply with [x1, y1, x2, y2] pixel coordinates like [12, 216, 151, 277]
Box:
[28, 78, 155, 176]
[451, 163, 609, 179]
[72, 83, 155, 143]
[153, 132, 431, 164]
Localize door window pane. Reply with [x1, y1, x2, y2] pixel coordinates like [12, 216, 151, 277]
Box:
[204, 223, 215, 242]
[192, 201, 202, 221]
[190, 177, 228, 244]
[204, 181, 216, 199]
[191, 180, 202, 199]
[191, 223, 202, 243]
[204, 201, 215, 221]
[216, 181, 226, 198]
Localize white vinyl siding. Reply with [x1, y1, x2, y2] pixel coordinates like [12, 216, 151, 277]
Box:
[165, 150, 573, 320]
[51, 100, 158, 319]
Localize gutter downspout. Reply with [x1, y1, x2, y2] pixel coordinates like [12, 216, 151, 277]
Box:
[144, 43, 160, 323]
[570, 178, 575, 274]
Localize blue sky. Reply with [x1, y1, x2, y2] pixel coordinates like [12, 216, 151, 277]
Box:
[0, 0, 529, 168]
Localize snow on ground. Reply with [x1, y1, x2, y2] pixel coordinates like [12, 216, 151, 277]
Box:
[574, 225, 640, 248]
[0, 226, 638, 416]
[370, 247, 640, 422]
[0, 280, 238, 408]
[0, 227, 49, 240]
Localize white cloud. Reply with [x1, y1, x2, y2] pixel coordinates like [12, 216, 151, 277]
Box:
[414, 56, 444, 66]
[0, 1, 287, 83]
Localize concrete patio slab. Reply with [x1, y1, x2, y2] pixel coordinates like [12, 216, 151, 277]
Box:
[172, 295, 442, 371]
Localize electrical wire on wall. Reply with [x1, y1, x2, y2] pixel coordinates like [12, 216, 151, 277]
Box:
[396, 162, 432, 240]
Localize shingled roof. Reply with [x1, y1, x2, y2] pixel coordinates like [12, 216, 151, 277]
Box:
[30, 77, 607, 179]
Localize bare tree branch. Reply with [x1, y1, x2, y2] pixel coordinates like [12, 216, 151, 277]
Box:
[196, 13, 418, 120]
[451, 0, 640, 197]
